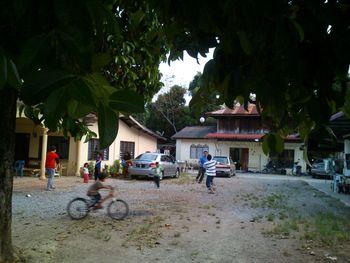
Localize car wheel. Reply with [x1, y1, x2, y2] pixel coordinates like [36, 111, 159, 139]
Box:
[174, 169, 180, 178]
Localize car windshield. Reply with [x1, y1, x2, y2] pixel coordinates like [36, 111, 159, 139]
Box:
[213, 157, 228, 164]
[135, 153, 158, 161]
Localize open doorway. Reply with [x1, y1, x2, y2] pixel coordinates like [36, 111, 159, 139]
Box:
[15, 133, 30, 165]
[230, 147, 249, 171]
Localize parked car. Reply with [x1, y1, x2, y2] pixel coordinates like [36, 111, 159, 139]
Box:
[311, 159, 330, 179]
[212, 156, 236, 177]
[128, 152, 180, 179]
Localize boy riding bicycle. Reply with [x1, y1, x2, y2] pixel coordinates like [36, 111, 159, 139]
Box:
[87, 173, 114, 209]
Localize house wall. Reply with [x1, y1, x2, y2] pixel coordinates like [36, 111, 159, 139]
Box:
[344, 139, 350, 176]
[175, 138, 306, 173]
[15, 117, 159, 176]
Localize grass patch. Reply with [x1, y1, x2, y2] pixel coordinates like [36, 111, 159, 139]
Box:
[251, 193, 287, 209]
[199, 204, 211, 209]
[302, 212, 350, 247]
[123, 216, 164, 249]
[171, 173, 194, 185]
[266, 213, 275, 222]
[263, 217, 300, 237]
[264, 211, 350, 248]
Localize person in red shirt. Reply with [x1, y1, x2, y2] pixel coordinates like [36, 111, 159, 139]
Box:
[45, 146, 59, 191]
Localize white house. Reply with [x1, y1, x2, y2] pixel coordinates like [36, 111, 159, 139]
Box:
[172, 104, 306, 173]
[15, 112, 165, 177]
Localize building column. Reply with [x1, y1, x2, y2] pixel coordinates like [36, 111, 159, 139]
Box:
[75, 140, 82, 176]
[39, 128, 48, 180]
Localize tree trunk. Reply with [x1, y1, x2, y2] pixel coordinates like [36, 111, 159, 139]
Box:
[0, 87, 17, 262]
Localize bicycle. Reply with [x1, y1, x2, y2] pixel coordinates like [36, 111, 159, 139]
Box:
[67, 193, 129, 220]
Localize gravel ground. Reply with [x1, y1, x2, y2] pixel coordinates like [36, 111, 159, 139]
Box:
[11, 174, 350, 263]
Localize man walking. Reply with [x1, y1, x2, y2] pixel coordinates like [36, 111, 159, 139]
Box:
[196, 150, 208, 183]
[204, 154, 217, 194]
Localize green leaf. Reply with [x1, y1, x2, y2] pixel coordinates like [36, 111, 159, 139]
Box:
[21, 69, 75, 104]
[0, 48, 7, 89]
[290, 19, 304, 42]
[67, 100, 92, 119]
[97, 104, 119, 148]
[92, 53, 111, 71]
[18, 34, 50, 72]
[262, 133, 284, 155]
[44, 88, 68, 129]
[109, 90, 145, 113]
[7, 59, 22, 90]
[237, 31, 253, 55]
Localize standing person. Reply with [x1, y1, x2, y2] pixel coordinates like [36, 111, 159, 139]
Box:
[83, 162, 90, 183]
[204, 154, 217, 194]
[45, 146, 59, 191]
[94, 152, 102, 181]
[153, 162, 162, 189]
[196, 150, 208, 183]
[15, 160, 25, 178]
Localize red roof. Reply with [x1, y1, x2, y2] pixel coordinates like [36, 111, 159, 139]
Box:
[205, 133, 300, 142]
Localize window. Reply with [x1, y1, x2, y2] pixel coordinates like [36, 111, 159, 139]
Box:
[270, 150, 294, 168]
[39, 136, 70, 159]
[88, 139, 109, 161]
[190, 144, 209, 159]
[120, 141, 135, 159]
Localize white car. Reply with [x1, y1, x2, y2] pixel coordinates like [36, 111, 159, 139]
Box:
[213, 156, 236, 177]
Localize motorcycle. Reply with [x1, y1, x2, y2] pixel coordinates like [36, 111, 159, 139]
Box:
[292, 161, 302, 176]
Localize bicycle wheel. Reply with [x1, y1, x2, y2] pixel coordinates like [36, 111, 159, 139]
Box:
[67, 197, 89, 220]
[107, 199, 129, 220]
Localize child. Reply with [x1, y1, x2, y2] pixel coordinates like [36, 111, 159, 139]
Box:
[204, 154, 217, 194]
[83, 163, 89, 183]
[87, 173, 114, 209]
[153, 162, 162, 189]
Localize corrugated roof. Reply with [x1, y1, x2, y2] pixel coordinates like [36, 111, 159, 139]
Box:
[171, 126, 217, 139]
[207, 104, 260, 117]
[120, 115, 166, 141]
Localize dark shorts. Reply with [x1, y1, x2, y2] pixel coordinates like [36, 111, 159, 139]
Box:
[89, 193, 101, 204]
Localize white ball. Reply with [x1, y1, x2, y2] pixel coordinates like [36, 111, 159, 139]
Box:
[199, 117, 205, 123]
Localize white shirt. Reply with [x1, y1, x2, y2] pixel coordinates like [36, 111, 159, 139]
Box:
[204, 160, 217, 176]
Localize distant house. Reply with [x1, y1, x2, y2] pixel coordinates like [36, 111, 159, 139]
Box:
[172, 104, 306, 173]
[15, 112, 165, 177]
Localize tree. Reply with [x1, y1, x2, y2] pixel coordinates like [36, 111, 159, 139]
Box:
[0, 1, 165, 261]
[149, 0, 350, 153]
[143, 85, 196, 139]
[1, 1, 350, 261]
[188, 72, 221, 117]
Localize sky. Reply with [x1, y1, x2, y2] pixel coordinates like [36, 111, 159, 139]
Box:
[156, 49, 214, 103]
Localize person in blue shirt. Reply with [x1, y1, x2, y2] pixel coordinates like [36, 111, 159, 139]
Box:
[196, 150, 208, 183]
[94, 152, 102, 181]
[15, 160, 25, 178]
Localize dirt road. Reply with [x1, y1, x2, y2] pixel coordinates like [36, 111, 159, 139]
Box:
[12, 174, 350, 262]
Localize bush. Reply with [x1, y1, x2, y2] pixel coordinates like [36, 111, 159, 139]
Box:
[109, 160, 121, 176]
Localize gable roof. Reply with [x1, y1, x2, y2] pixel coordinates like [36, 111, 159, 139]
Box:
[171, 126, 217, 139]
[83, 113, 166, 140]
[120, 115, 166, 140]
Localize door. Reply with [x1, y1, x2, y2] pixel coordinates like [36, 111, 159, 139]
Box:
[241, 148, 249, 171]
[230, 147, 249, 171]
[15, 133, 30, 165]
